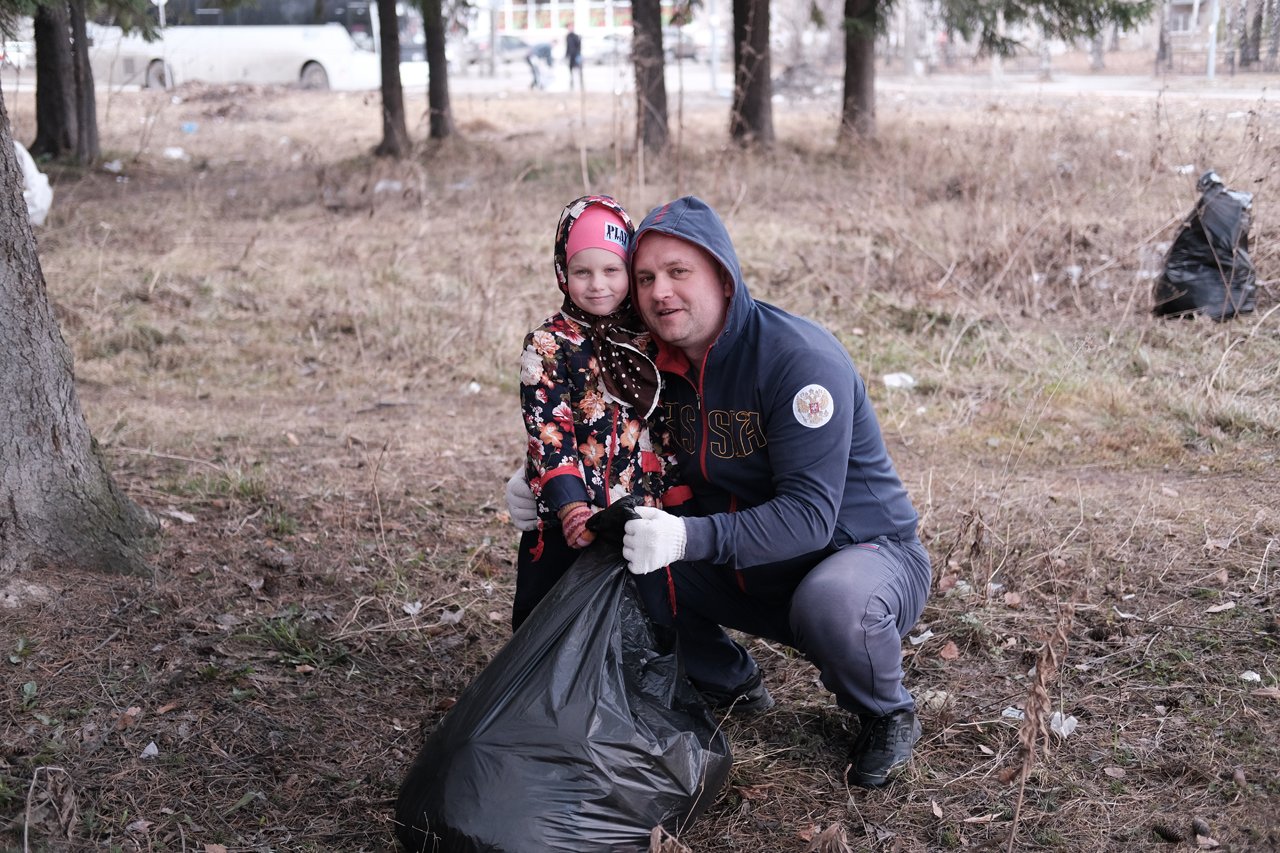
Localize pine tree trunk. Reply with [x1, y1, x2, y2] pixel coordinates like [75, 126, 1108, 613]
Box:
[375, 0, 410, 157]
[422, 0, 455, 139]
[30, 3, 76, 160]
[729, 0, 773, 146]
[0, 91, 153, 577]
[839, 0, 877, 141]
[632, 0, 668, 153]
[69, 0, 99, 165]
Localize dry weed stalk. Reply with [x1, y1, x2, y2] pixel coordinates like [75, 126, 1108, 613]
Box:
[1006, 604, 1075, 853]
[648, 825, 692, 852]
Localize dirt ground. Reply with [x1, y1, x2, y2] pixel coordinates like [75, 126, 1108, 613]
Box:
[2, 61, 1279, 853]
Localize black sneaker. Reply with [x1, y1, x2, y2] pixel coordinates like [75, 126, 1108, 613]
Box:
[847, 709, 921, 787]
[696, 670, 775, 716]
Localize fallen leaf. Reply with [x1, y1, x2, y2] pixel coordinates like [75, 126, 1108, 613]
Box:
[294, 664, 315, 674]
[796, 824, 819, 842]
[162, 508, 197, 524]
[997, 766, 1020, 784]
[939, 640, 960, 661]
[156, 702, 179, 714]
[1232, 767, 1248, 788]
[125, 819, 152, 834]
[962, 814, 998, 824]
[205, 845, 229, 853]
[735, 784, 774, 801]
[139, 741, 159, 760]
[1003, 591, 1023, 608]
[285, 432, 300, 446]
[1103, 766, 1126, 779]
[116, 706, 142, 730]
[931, 800, 943, 818]
[1205, 601, 1235, 614]
[1204, 537, 1232, 551]
[1196, 835, 1220, 849]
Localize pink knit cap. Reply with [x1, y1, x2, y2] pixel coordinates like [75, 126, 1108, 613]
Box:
[565, 204, 630, 263]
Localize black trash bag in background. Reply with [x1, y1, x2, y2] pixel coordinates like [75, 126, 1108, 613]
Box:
[394, 498, 732, 853]
[1154, 170, 1257, 321]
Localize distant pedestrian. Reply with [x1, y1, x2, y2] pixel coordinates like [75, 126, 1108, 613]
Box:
[527, 42, 553, 90]
[565, 24, 584, 90]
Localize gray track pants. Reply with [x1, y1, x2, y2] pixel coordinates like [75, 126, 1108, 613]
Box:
[639, 535, 932, 716]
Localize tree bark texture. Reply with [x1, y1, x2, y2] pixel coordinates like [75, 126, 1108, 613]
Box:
[729, 0, 774, 146]
[839, 0, 877, 140]
[70, 0, 99, 164]
[375, 0, 410, 157]
[30, 3, 77, 160]
[632, 0, 668, 153]
[422, 0, 456, 139]
[0, 91, 152, 576]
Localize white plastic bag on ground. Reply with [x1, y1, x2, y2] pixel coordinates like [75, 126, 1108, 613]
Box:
[13, 141, 52, 226]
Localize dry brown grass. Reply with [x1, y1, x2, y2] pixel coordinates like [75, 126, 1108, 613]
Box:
[2, 67, 1278, 852]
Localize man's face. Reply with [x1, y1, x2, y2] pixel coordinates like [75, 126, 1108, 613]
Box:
[632, 232, 731, 364]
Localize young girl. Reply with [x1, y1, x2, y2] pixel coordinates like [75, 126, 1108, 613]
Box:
[515, 195, 663, 630]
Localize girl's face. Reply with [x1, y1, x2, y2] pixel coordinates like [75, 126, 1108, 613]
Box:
[565, 247, 630, 317]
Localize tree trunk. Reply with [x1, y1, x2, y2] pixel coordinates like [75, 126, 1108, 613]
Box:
[632, 0, 668, 153]
[422, 0, 455, 139]
[839, 0, 877, 141]
[0, 91, 153, 577]
[375, 0, 410, 157]
[1268, 0, 1279, 70]
[69, 0, 99, 165]
[30, 3, 76, 160]
[729, 0, 773, 146]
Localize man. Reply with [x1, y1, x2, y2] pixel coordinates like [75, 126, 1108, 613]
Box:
[507, 197, 931, 787]
[565, 25, 583, 91]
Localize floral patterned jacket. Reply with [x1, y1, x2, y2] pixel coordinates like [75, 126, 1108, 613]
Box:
[520, 313, 666, 522]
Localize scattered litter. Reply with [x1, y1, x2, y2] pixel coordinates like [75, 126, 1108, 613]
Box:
[1205, 601, 1235, 614]
[1175, 164, 1197, 175]
[161, 508, 197, 524]
[181, 121, 199, 134]
[1102, 766, 1126, 779]
[1238, 671, 1261, 682]
[1001, 707, 1025, 721]
[464, 381, 482, 394]
[882, 372, 916, 390]
[374, 179, 404, 194]
[402, 601, 423, 616]
[918, 689, 950, 711]
[908, 629, 934, 645]
[13, 141, 52, 226]
[139, 741, 159, 759]
[1050, 711, 1078, 738]
[102, 159, 124, 174]
[162, 146, 191, 161]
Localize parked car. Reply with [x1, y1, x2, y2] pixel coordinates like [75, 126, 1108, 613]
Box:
[581, 32, 631, 65]
[662, 27, 701, 62]
[462, 33, 534, 66]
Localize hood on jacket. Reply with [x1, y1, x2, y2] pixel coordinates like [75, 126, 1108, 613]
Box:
[554, 195, 635, 293]
[631, 196, 755, 368]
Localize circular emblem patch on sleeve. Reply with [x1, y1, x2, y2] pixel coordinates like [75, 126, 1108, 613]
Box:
[793, 384, 835, 429]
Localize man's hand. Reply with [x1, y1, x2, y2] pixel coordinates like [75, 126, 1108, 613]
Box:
[505, 469, 538, 532]
[622, 506, 686, 575]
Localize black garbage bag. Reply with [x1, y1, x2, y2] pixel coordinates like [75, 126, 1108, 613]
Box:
[394, 499, 732, 853]
[1154, 170, 1257, 321]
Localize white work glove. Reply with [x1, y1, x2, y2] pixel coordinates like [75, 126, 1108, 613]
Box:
[622, 506, 687, 575]
[505, 468, 538, 532]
